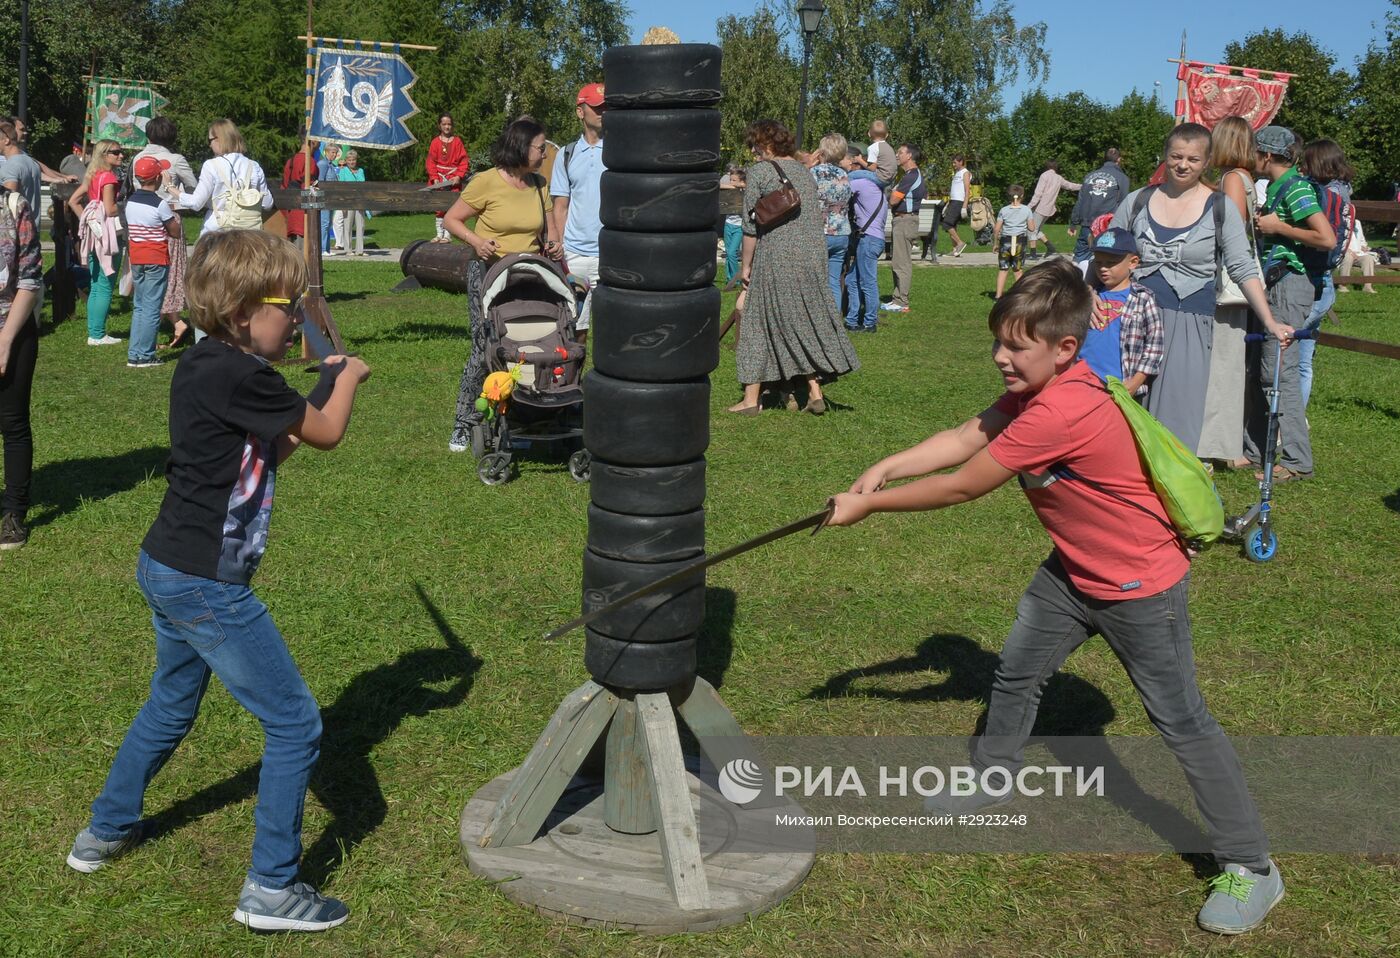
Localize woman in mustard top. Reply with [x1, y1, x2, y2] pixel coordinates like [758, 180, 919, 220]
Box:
[445, 118, 563, 451]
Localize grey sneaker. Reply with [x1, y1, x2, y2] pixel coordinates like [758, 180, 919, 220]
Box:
[232, 880, 349, 932]
[1197, 860, 1284, 935]
[66, 825, 141, 872]
[0, 513, 27, 550]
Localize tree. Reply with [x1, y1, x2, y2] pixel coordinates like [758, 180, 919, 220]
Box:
[716, 6, 800, 162]
[1351, 1, 1400, 197]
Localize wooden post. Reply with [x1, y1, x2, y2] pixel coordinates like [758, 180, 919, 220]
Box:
[1174, 32, 1187, 125]
[604, 697, 657, 835]
[636, 692, 711, 910]
[298, 0, 343, 357]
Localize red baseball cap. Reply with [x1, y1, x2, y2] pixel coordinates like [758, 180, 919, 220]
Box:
[133, 156, 170, 180]
[577, 83, 606, 107]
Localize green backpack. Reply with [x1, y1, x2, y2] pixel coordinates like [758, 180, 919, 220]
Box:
[1056, 376, 1224, 545]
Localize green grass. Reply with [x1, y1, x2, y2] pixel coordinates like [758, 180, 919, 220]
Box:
[2, 262, 1396, 957]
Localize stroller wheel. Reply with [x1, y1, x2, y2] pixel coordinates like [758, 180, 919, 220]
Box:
[568, 449, 592, 483]
[478, 452, 512, 486]
[470, 422, 488, 460]
[1245, 526, 1278, 563]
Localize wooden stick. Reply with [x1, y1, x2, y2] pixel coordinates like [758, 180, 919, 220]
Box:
[1164, 58, 1295, 79]
[1315, 331, 1400, 361]
[82, 75, 169, 85]
[1173, 32, 1187, 125]
[298, 35, 438, 51]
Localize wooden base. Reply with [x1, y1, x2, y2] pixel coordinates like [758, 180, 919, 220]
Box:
[460, 761, 813, 934]
[461, 676, 812, 929]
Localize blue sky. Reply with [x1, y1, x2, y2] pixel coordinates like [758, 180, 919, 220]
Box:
[624, 1, 1387, 110]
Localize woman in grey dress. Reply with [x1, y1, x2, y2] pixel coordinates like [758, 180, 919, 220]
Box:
[731, 120, 858, 416]
[1110, 123, 1292, 454]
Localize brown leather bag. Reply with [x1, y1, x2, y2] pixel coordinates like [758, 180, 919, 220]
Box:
[752, 160, 801, 232]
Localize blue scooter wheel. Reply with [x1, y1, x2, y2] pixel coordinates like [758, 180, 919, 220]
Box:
[1246, 526, 1278, 563]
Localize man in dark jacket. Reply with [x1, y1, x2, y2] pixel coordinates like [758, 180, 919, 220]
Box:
[1068, 148, 1130, 263]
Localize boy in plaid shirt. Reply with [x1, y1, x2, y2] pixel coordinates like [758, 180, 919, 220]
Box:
[1083, 228, 1163, 397]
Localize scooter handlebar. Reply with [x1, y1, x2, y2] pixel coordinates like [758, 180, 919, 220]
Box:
[1244, 328, 1317, 344]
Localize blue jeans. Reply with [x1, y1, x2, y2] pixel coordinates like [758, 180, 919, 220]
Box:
[844, 234, 882, 329]
[825, 234, 848, 312]
[1297, 272, 1333, 408]
[723, 222, 743, 282]
[87, 251, 123, 339]
[974, 555, 1270, 868]
[87, 551, 323, 889]
[128, 264, 170, 363]
[1072, 225, 1094, 263]
[321, 209, 333, 252]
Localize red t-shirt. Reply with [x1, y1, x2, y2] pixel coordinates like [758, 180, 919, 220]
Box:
[88, 170, 118, 202]
[987, 360, 1189, 600]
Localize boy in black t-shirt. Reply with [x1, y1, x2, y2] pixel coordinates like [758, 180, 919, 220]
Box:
[66, 230, 370, 933]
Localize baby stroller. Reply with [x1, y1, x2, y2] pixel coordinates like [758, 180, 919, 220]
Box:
[469, 252, 590, 485]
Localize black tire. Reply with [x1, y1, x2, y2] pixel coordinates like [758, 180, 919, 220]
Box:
[583, 372, 709, 465]
[602, 44, 722, 109]
[600, 172, 720, 232]
[587, 506, 705, 564]
[603, 110, 721, 174]
[478, 452, 511, 485]
[582, 548, 705, 642]
[597, 229, 718, 291]
[590, 459, 706, 516]
[585, 633, 696, 692]
[590, 286, 720, 382]
[470, 421, 488, 460]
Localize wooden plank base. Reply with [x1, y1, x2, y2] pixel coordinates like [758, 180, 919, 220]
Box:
[461, 762, 814, 934]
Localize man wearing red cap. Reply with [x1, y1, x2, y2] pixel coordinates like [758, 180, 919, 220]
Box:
[426, 114, 469, 242]
[550, 83, 607, 342]
[125, 156, 180, 366]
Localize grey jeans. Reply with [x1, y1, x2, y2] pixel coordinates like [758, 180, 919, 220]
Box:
[973, 554, 1270, 868]
[890, 213, 920, 307]
[1243, 270, 1315, 474]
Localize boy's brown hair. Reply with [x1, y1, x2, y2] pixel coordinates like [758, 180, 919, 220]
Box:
[1008, 183, 1024, 200]
[987, 258, 1090, 348]
[185, 230, 306, 335]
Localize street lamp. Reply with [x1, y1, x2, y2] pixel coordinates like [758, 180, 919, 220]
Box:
[795, 0, 826, 149]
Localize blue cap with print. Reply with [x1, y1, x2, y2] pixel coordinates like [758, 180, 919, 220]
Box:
[1093, 227, 1138, 256]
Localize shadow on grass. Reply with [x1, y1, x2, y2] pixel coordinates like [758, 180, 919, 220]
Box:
[26, 445, 169, 530]
[697, 587, 736, 690]
[142, 581, 481, 888]
[353, 321, 466, 345]
[1384, 488, 1400, 514]
[809, 633, 1215, 877]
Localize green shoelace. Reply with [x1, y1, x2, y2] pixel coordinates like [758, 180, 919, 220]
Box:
[1208, 870, 1257, 903]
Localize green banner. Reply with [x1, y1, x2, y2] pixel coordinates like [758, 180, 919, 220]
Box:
[85, 78, 169, 149]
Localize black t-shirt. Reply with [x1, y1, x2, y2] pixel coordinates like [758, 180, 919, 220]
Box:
[893, 168, 927, 214]
[142, 338, 307, 584]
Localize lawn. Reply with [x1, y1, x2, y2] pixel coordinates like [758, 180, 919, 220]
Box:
[2, 256, 1396, 957]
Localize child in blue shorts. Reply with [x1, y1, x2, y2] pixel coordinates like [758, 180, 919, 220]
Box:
[827, 258, 1281, 936]
[67, 229, 371, 933]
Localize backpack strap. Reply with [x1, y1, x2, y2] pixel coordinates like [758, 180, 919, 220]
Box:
[1129, 185, 1157, 227]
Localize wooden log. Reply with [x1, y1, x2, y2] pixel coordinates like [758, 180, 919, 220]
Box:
[636, 691, 711, 910]
[480, 681, 619, 848]
[270, 181, 460, 213]
[1351, 200, 1400, 224]
[1315, 331, 1400, 361]
[399, 238, 476, 293]
[1334, 273, 1400, 285]
[604, 698, 656, 835]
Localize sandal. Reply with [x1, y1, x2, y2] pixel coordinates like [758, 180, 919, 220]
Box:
[726, 404, 761, 416]
[1254, 465, 1313, 483]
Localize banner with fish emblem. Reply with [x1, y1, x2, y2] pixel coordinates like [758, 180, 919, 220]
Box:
[85, 77, 168, 150]
[310, 46, 420, 151]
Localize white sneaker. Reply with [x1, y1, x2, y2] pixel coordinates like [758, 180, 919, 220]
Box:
[87, 335, 122, 346]
[127, 360, 162, 368]
[952, 241, 968, 257]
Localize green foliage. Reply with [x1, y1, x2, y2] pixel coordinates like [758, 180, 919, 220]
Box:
[716, 5, 800, 162]
[1222, 29, 1354, 147]
[1351, 2, 1400, 197]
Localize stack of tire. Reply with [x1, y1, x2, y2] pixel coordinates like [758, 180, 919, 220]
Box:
[582, 44, 723, 691]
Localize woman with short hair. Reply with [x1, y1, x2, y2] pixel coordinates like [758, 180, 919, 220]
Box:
[1111, 123, 1291, 454]
[731, 119, 858, 416]
[809, 133, 853, 309]
[442, 117, 563, 451]
[174, 119, 274, 239]
[337, 150, 367, 256]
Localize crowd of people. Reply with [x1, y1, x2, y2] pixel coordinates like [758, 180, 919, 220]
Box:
[0, 87, 1386, 941]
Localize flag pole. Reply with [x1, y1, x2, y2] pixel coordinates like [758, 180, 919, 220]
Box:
[1174, 31, 1187, 124]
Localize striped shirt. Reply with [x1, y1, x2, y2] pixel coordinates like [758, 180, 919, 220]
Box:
[126, 190, 174, 266]
[1262, 167, 1322, 276]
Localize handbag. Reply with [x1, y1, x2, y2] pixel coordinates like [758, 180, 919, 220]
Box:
[1216, 170, 1260, 307]
[752, 160, 801, 232]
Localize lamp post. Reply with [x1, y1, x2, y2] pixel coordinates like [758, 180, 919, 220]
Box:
[18, 0, 29, 123]
[795, 0, 826, 149]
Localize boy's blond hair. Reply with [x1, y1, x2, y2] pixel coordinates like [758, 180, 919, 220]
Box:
[185, 230, 306, 335]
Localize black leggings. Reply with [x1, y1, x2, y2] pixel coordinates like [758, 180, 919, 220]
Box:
[0, 315, 38, 518]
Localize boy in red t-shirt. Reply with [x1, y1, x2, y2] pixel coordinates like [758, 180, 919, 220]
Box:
[828, 258, 1281, 936]
[125, 156, 181, 367]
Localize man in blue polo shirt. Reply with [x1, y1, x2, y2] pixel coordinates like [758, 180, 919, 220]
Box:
[550, 83, 607, 344]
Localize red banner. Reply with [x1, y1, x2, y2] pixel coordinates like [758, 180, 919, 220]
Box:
[1182, 66, 1289, 131]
